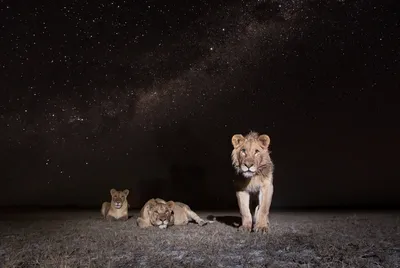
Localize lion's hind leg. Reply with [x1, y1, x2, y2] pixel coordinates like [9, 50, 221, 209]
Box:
[185, 207, 208, 226]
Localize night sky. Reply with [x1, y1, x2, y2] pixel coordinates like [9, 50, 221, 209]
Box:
[1, 0, 399, 210]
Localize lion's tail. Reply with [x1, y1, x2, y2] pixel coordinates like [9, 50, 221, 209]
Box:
[206, 215, 217, 223]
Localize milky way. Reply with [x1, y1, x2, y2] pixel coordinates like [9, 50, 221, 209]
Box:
[1, 0, 311, 141]
[3, 0, 395, 142]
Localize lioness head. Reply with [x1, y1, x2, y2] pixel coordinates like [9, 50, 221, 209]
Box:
[110, 189, 129, 209]
[149, 200, 175, 229]
[231, 131, 272, 178]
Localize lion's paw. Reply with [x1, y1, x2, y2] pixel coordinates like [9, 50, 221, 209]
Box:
[254, 222, 270, 234]
[238, 223, 252, 232]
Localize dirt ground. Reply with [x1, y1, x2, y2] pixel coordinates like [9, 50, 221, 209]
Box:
[0, 210, 398, 268]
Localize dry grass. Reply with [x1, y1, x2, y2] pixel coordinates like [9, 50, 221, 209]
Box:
[0, 210, 399, 267]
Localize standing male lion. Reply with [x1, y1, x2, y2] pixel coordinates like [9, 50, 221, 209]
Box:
[231, 131, 274, 233]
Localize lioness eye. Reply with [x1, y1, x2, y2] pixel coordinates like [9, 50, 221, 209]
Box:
[241, 148, 246, 153]
[255, 149, 260, 154]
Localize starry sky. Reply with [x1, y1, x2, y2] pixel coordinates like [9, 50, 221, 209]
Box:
[1, 0, 399, 209]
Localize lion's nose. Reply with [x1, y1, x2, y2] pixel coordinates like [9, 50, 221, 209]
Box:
[244, 163, 253, 168]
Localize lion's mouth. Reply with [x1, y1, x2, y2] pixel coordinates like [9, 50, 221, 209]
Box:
[114, 202, 122, 209]
[242, 171, 255, 178]
[158, 224, 168, 229]
[240, 165, 257, 178]
[156, 220, 169, 229]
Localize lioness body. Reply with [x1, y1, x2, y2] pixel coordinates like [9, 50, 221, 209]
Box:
[101, 189, 129, 221]
[231, 131, 274, 233]
[170, 201, 207, 226]
[137, 198, 208, 229]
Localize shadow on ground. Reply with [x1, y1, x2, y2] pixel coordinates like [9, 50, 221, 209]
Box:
[207, 215, 241, 227]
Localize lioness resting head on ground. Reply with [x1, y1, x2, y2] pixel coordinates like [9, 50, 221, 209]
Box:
[137, 198, 210, 229]
[101, 189, 129, 221]
[231, 131, 274, 234]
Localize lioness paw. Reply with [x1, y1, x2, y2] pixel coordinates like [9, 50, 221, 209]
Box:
[198, 220, 207, 226]
[106, 215, 115, 221]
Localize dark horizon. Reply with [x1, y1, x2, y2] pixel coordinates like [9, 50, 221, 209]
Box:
[1, 204, 399, 212]
[1, 0, 399, 211]
[1, 125, 399, 210]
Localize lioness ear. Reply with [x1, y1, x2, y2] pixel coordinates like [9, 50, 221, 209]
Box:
[231, 134, 245, 148]
[258, 134, 270, 148]
[166, 201, 175, 209]
[110, 188, 117, 195]
[147, 199, 157, 210]
[123, 189, 129, 196]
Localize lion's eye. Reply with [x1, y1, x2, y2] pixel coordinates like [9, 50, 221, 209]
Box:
[255, 149, 260, 154]
[241, 148, 246, 153]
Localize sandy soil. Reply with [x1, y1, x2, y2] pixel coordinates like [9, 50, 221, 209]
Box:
[0, 210, 398, 267]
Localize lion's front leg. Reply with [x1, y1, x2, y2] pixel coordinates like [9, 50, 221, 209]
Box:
[254, 183, 273, 234]
[137, 217, 151, 228]
[106, 214, 116, 222]
[236, 191, 252, 232]
[120, 214, 129, 221]
[137, 200, 153, 228]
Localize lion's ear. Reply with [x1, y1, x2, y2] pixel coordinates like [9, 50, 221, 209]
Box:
[110, 188, 117, 195]
[258, 134, 270, 148]
[147, 199, 157, 210]
[123, 189, 129, 196]
[231, 134, 245, 148]
[166, 201, 175, 209]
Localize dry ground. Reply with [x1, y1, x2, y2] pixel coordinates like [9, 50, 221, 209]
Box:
[0, 210, 398, 268]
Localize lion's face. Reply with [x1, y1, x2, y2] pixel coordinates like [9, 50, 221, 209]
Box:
[149, 201, 175, 229]
[231, 132, 271, 178]
[110, 189, 129, 209]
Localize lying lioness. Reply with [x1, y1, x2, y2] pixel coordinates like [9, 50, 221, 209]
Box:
[101, 188, 129, 221]
[137, 198, 210, 229]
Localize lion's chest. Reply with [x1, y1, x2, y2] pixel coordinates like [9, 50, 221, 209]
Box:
[246, 180, 261, 193]
[235, 174, 270, 193]
[108, 204, 128, 219]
